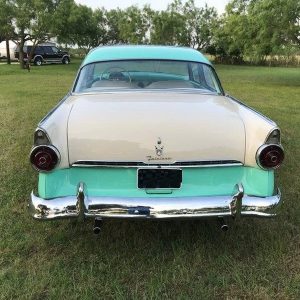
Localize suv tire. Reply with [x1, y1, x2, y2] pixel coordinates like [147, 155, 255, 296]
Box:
[34, 57, 43, 66]
[62, 57, 70, 65]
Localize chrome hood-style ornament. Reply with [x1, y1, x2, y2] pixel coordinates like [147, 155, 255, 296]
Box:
[155, 137, 164, 156]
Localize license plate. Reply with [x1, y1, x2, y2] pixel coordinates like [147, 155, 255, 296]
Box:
[138, 168, 182, 189]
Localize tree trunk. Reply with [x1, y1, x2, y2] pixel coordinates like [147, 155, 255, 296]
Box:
[19, 36, 25, 69]
[6, 39, 11, 64]
[27, 41, 38, 65]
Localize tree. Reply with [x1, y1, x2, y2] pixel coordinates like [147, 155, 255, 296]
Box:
[247, 0, 300, 61]
[149, 8, 187, 45]
[117, 6, 150, 44]
[179, 0, 218, 50]
[26, 0, 63, 64]
[52, 0, 76, 45]
[210, 0, 300, 64]
[56, 4, 108, 52]
[149, 0, 218, 49]
[63, 4, 98, 51]
[9, 0, 34, 68]
[0, 0, 14, 63]
[105, 8, 126, 44]
[211, 1, 250, 63]
[1, 0, 66, 68]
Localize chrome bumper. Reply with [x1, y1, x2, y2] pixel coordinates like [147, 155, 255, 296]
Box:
[29, 183, 282, 220]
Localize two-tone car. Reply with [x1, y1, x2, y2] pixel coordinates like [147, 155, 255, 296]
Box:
[28, 45, 284, 232]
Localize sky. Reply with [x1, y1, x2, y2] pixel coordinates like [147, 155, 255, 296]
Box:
[75, 0, 230, 13]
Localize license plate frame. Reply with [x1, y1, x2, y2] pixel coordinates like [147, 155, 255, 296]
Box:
[137, 168, 182, 189]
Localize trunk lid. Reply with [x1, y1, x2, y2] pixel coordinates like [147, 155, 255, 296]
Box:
[67, 92, 245, 165]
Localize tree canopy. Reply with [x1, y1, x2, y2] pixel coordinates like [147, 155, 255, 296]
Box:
[0, 0, 299, 66]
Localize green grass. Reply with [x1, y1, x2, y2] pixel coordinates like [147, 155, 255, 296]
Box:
[0, 61, 300, 299]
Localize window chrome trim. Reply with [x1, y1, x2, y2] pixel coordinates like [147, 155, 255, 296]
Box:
[70, 89, 218, 97]
[72, 160, 243, 168]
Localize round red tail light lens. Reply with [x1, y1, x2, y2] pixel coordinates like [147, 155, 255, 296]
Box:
[30, 146, 60, 172]
[257, 144, 284, 169]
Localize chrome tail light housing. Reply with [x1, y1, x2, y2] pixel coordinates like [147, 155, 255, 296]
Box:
[256, 144, 284, 170]
[30, 145, 60, 172]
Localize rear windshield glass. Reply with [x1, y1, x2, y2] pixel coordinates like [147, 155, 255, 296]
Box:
[74, 60, 222, 94]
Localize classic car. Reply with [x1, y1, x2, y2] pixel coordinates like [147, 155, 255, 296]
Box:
[29, 45, 284, 232]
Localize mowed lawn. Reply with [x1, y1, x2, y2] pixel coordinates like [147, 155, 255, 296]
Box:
[0, 60, 299, 299]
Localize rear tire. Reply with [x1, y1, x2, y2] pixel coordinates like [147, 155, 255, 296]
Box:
[34, 57, 42, 66]
[62, 57, 70, 65]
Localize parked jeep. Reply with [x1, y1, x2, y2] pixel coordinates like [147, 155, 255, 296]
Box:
[15, 45, 70, 66]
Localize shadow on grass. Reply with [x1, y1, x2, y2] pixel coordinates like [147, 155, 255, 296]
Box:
[38, 216, 288, 261]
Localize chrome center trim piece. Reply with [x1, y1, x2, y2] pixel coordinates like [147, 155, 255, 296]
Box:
[28, 183, 282, 220]
[72, 160, 243, 168]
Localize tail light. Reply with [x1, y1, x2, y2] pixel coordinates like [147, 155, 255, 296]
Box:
[256, 144, 284, 169]
[30, 145, 60, 172]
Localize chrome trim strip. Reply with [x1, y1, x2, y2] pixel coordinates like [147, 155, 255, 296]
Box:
[71, 89, 218, 96]
[29, 183, 282, 220]
[72, 160, 243, 168]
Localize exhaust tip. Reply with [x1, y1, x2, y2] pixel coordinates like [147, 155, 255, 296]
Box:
[221, 224, 229, 232]
[93, 226, 101, 235]
[93, 217, 103, 235]
[218, 217, 229, 232]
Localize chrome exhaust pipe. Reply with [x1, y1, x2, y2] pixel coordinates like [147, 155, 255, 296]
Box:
[221, 224, 229, 232]
[93, 217, 103, 235]
[218, 217, 229, 232]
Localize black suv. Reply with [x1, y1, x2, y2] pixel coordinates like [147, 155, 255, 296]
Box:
[15, 45, 70, 66]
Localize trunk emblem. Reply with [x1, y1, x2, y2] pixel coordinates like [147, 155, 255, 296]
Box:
[146, 138, 172, 161]
[155, 137, 164, 156]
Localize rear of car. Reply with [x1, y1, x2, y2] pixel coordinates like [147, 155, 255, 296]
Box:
[28, 46, 284, 230]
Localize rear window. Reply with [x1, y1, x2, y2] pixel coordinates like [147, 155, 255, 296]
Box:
[74, 60, 223, 94]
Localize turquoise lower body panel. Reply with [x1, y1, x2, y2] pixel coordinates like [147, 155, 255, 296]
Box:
[38, 166, 274, 199]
